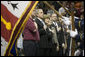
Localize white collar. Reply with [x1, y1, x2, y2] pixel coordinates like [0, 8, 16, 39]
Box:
[37, 17, 46, 25]
[37, 17, 43, 21]
[74, 16, 79, 19]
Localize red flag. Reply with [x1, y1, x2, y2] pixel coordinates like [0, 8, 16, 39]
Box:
[1, 4, 18, 42]
[1, 1, 39, 56]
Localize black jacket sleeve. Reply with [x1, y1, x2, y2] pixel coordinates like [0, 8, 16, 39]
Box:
[35, 19, 46, 35]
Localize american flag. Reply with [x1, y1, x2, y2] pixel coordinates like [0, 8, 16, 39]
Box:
[1, 1, 39, 56]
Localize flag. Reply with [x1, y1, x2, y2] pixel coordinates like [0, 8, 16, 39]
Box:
[1, 1, 39, 56]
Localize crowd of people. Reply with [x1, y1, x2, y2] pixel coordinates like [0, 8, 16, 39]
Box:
[16, 1, 84, 56]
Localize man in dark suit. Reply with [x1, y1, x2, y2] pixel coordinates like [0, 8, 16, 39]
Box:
[50, 13, 66, 56]
[35, 9, 49, 56]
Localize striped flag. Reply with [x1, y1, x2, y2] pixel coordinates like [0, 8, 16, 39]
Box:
[1, 1, 39, 56]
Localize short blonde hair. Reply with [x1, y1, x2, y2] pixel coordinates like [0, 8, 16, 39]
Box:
[43, 14, 50, 19]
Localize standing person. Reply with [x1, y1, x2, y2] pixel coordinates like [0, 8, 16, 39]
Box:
[58, 1, 69, 17]
[50, 13, 60, 56]
[59, 16, 72, 56]
[23, 12, 40, 56]
[79, 14, 84, 56]
[56, 18, 64, 56]
[50, 13, 61, 32]
[35, 9, 48, 56]
[43, 15, 53, 56]
[74, 13, 84, 56]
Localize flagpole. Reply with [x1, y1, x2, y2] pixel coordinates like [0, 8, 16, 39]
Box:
[69, 36, 72, 56]
[71, 11, 76, 56]
[56, 1, 76, 56]
[43, 1, 62, 18]
[56, 1, 71, 15]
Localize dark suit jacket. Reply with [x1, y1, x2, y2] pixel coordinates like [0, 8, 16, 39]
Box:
[46, 28, 53, 48]
[57, 23, 65, 47]
[51, 22, 65, 47]
[35, 18, 48, 48]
